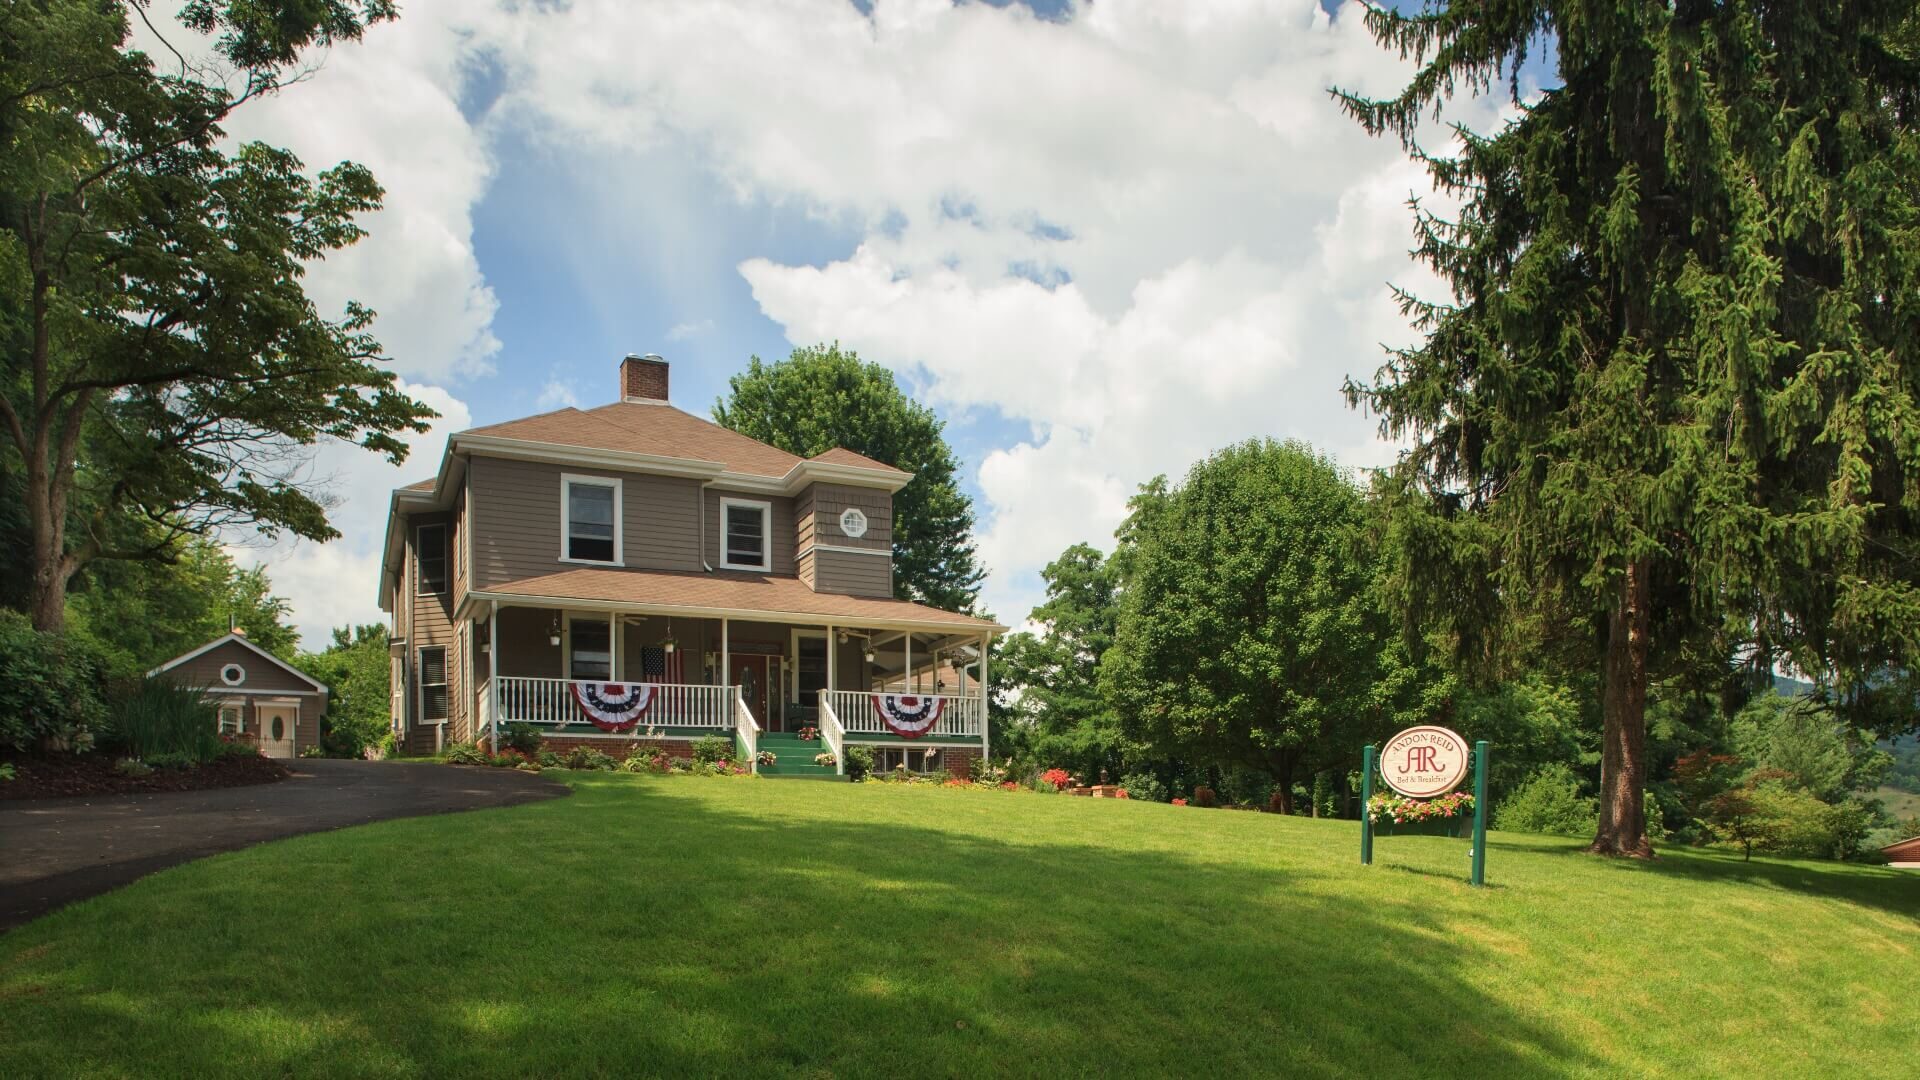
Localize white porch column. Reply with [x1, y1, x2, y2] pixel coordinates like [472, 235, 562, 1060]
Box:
[979, 632, 991, 762]
[488, 602, 500, 754]
[721, 617, 730, 690]
[826, 624, 837, 694]
[608, 609, 619, 681]
[905, 632, 913, 693]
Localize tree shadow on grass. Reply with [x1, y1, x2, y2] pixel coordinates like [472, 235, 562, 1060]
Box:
[0, 781, 1607, 1078]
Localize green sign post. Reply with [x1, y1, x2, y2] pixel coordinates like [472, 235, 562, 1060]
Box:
[1360, 731, 1489, 887]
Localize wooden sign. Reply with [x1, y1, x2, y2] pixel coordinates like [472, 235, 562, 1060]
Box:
[1379, 725, 1469, 798]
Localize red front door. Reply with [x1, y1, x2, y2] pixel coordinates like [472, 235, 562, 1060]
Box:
[730, 655, 774, 731]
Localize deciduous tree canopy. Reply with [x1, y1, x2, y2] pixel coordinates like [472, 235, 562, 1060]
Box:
[0, 0, 432, 632]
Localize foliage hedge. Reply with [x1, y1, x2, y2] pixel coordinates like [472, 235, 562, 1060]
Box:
[0, 610, 107, 752]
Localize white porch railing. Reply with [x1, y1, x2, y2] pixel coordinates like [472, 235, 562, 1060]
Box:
[492, 676, 735, 729]
[817, 695, 847, 775]
[734, 687, 760, 773]
[823, 690, 985, 739]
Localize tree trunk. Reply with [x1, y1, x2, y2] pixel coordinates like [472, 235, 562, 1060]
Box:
[1590, 556, 1654, 858]
[25, 456, 70, 634]
[1272, 751, 1296, 814]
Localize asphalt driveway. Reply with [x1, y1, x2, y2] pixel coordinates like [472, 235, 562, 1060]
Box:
[0, 759, 567, 931]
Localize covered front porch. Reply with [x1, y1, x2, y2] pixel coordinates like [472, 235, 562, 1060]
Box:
[470, 602, 992, 776]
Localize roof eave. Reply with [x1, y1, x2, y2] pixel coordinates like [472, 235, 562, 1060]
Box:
[466, 587, 1004, 635]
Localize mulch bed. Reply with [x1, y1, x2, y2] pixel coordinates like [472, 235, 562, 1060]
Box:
[0, 753, 292, 801]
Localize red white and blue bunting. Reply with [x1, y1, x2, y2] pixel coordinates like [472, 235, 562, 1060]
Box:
[571, 682, 657, 733]
[871, 694, 944, 739]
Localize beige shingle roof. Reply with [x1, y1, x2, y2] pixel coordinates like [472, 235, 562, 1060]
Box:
[477, 566, 1001, 632]
[461, 403, 808, 478]
[810, 447, 908, 474]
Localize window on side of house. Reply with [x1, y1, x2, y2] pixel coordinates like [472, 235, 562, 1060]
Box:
[416, 523, 448, 595]
[419, 646, 449, 722]
[720, 498, 771, 571]
[563, 475, 620, 564]
[217, 703, 243, 736]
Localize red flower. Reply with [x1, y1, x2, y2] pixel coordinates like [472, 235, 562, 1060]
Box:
[1172, 798, 1188, 806]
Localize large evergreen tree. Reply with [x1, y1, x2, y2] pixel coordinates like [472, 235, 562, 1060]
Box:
[0, 1, 431, 632]
[1338, 1, 1920, 855]
[714, 344, 985, 612]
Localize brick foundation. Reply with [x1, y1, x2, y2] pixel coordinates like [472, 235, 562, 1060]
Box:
[540, 736, 695, 760]
[941, 747, 979, 781]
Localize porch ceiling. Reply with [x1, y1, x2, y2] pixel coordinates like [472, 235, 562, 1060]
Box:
[468, 566, 1004, 634]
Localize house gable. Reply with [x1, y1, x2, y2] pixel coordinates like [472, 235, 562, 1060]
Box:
[148, 634, 328, 695]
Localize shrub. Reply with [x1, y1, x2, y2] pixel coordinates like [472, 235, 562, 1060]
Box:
[620, 744, 674, 773]
[537, 749, 563, 768]
[0, 762, 14, 781]
[1191, 785, 1219, 808]
[108, 678, 223, 764]
[214, 737, 260, 760]
[1494, 763, 1598, 838]
[144, 750, 197, 770]
[299, 745, 325, 759]
[844, 745, 875, 781]
[318, 719, 364, 759]
[1120, 772, 1166, 803]
[502, 722, 543, 756]
[444, 742, 488, 765]
[564, 746, 618, 771]
[691, 734, 732, 765]
[114, 757, 153, 777]
[0, 610, 108, 753]
[1040, 768, 1072, 791]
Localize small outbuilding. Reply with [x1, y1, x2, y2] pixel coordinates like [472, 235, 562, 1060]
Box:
[147, 632, 329, 759]
[1883, 836, 1920, 870]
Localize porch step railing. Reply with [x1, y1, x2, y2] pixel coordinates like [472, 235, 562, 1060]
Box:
[823, 690, 985, 739]
[491, 676, 734, 729]
[734, 687, 760, 773]
[816, 696, 847, 775]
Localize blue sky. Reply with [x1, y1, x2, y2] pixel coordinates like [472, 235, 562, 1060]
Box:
[191, 0, 1545, 644]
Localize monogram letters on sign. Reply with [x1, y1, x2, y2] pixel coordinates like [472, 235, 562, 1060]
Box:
[1378, 725, 1469, 798]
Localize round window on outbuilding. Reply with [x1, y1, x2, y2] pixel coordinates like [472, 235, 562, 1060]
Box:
[220, 663, 246, 686]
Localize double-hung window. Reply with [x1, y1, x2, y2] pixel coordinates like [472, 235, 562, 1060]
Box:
[418, 647, 449, 723]
[217, 704, 243, 736]
[562, 475, 621, 564]
[720, 498, 772, 571]
[568, 618, 612, 682]
[416, 524, 448, 594]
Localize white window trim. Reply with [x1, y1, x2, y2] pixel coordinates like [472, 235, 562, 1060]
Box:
[219, 662, 246, 686]
[217, 702, 244, 735]
[560, 473, 623, 566]
[417, 645, 449, 725]
[719, 497, 773, 572]
[415, 523, 448, 596]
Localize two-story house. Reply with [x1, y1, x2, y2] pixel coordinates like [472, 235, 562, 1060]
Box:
[378, 354, 1003, 778]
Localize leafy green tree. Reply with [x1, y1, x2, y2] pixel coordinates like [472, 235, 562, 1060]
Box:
[713, 344, 984, 611]
[992, 543, 1133, 778]
[1102, 440, 1439, 813]
[0, 0, 432, 632]
[67, 535, 297, 676]
[1494, 763, 1600, 838]
[1732, 691, 1891, 800]
[1338, 2, 1920, 855]
[298, 624, 389, 756]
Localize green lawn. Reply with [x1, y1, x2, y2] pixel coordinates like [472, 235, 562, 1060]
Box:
[2, 774, 1915, 1078]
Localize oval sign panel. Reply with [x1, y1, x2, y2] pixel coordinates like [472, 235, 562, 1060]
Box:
[1380, 725, 1469, 798]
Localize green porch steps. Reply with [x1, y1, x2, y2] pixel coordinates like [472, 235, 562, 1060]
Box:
[754, 733, 846, 780]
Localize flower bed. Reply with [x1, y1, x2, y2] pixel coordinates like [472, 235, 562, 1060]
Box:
[1367, 790, 1474, 836]
[0, 751, 290, 801]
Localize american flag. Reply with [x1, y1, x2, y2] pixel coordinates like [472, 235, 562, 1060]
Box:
[640, 646, 683, 684]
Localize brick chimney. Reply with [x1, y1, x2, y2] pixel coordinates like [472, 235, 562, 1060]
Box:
[621, 353, 669, 403]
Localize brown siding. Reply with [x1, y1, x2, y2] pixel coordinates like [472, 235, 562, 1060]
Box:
[469, 455, 705, 587]
[210, 693, 323, 756]
[811, 548, 892, 598]
[169, 640, 320, 694]
[802, 483, 893, 554]
[706, 489, 796, 574]
[497, 605, 563, 678]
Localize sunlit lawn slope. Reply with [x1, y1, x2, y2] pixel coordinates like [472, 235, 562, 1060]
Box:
[1, 773, 1914, 1078]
